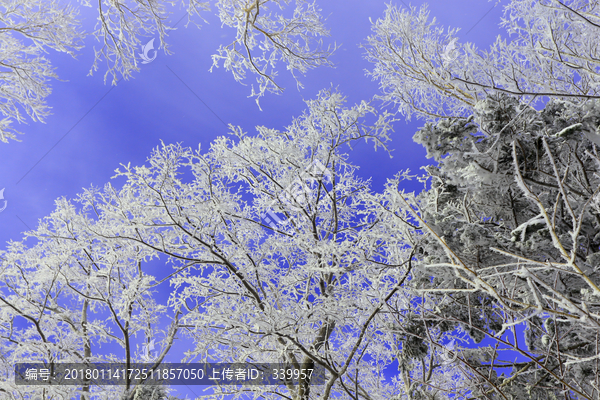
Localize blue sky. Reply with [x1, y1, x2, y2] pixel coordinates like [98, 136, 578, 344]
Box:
[0, 1, 508, 398]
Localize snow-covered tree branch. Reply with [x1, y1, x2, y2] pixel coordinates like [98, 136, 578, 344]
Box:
[360, 1, 600, 397]
[0, 0, 83, 143]
[0, 202, 181, 399]
[2, 89, 454, 399]
[363, 0, 600, 122]
[209, 0, 337, 109]
[383, 94, 600, 398]
[0, 0, 335, 143]
[85, 0, 336, 104]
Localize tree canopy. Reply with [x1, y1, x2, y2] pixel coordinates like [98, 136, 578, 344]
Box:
[0, 0, 335, 142]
